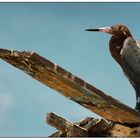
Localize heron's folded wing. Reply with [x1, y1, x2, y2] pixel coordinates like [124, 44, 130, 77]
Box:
[120, 37, 140, 88]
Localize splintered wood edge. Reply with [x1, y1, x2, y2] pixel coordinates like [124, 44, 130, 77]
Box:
[47, 112, 88, 137]
[47, 112, 73, 132]
[47, 113, 140, 137]
[0, 48, 140, 124]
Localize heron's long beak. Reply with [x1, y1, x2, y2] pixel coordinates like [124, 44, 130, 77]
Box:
[85, 26, 113, 34]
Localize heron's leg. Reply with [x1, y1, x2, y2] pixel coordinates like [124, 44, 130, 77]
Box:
[135, 93, 140, 111]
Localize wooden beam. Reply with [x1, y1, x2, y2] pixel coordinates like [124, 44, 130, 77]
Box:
[0, 48, 140, 124]
[47, 112, 140, 137]
[47, 112, 72, 132]
[47, 112, 88, 137]
[48, 130, 67, 137]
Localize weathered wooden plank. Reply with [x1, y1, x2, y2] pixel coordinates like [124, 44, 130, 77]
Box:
[0, 48, 140, 124]
[47, 112, 72, 132]
[74, 117, 113, 137]
[48, 130, 67, 137]
[47, 112, 88, 137]
[47, 113, 140, 137]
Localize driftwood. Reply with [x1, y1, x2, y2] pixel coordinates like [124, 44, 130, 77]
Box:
[47, 112, 140, 137]
[0, 48, 140, 137]
[47, 112, 112, 137]
[47, 112, 88, 137]
[0, 48, 140, 124]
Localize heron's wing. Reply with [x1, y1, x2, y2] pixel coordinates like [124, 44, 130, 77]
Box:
[120, 37, 140, 88]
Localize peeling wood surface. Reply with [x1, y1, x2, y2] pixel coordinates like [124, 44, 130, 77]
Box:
[47, 112, 140, 137]
[47, 112, 110, 137]
[0, 48, 140, 124]
[47, 112, 88, 137]
[109, 123, 140, 137]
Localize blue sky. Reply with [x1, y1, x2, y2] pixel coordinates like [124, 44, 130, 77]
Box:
[0, 2, 140, 137]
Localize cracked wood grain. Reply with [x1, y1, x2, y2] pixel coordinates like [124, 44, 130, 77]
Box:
[0, 48, 140, 124]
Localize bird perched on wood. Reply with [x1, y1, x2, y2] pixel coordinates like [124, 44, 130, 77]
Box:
[86, 24, 140, 111]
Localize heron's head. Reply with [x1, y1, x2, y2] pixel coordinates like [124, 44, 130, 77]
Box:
[86, 24, 132, 37]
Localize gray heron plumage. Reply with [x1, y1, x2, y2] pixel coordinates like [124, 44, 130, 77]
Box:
[86, 24, 140, 111]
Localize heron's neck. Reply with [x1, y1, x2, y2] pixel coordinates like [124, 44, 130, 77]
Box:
[109, 35, 127, 67]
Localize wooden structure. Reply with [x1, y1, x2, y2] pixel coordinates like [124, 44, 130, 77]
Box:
[47, 112, 140, 137]
[0, 48, 140, 137]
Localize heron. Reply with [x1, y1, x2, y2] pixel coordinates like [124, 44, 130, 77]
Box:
[86, 24, 140, 111]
